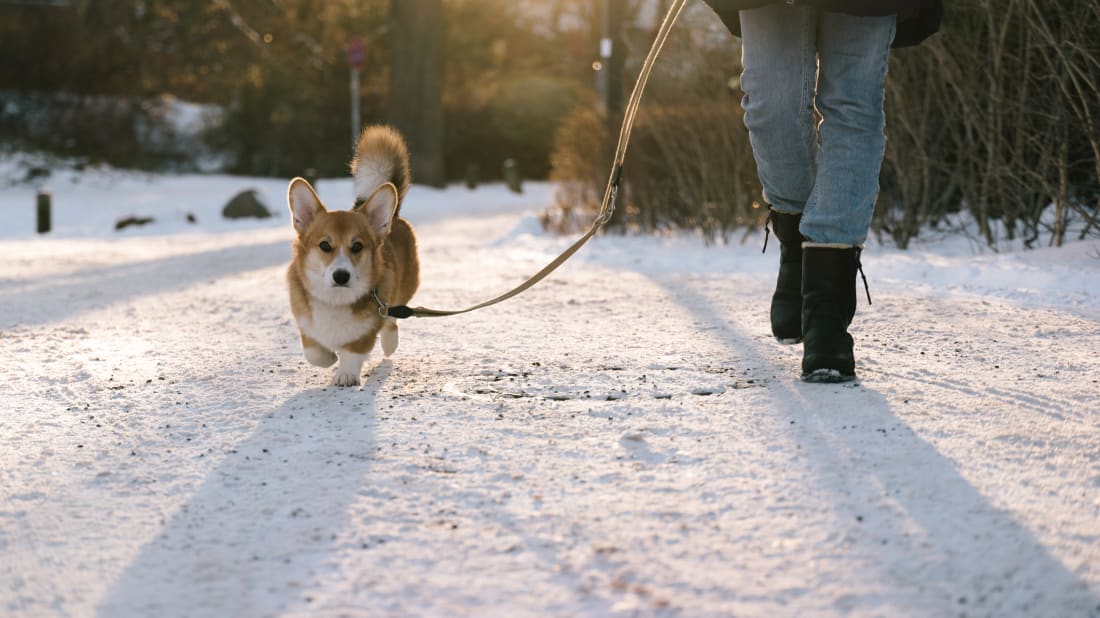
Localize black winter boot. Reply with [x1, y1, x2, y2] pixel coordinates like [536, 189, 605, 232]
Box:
[764, 210, 805, 344]
[800, 243, 865, 383]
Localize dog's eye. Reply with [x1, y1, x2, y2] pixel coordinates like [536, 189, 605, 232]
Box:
[319, 241, 333, 253]
[350, 241, 363, 254]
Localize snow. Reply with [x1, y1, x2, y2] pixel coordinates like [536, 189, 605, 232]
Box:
[1, 157, 1098, 617]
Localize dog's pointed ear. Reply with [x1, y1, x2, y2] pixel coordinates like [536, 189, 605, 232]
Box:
[287, 177, 326, 235]
[354, 182, 399, 238]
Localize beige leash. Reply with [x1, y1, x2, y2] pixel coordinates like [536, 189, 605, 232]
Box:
[379, 0, 688, 320]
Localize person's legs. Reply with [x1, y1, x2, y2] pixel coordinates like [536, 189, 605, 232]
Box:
[739, 4, 818, 216]
[800, 12, 896, 245]
[740, 4, 818, 342]
[798, 12, 894, 382]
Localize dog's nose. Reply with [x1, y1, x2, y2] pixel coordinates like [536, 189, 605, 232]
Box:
[332, 269, 351, 286]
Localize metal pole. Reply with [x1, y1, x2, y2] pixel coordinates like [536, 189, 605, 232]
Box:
[350, 66, 361, 149]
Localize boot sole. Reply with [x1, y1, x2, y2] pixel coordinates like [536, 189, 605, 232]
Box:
[801, 368, 857, 383]
[775, 336, 802, 345]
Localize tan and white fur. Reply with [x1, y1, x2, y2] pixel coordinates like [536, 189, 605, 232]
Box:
[286, 126, 419, 386]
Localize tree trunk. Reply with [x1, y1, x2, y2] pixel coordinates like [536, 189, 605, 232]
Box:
[388, 0, 445, 187]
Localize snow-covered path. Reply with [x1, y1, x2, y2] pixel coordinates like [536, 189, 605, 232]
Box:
[1, 177, 1098, 617]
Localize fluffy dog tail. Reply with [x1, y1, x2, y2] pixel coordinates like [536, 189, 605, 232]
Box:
[350, 125, 410, 215]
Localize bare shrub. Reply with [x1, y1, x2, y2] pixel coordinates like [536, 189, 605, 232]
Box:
[546, 107, 613, 233]
[879, 0, 1100, 249]
[624, 102, 761, 241]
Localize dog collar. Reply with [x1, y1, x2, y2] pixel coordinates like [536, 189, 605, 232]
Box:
[369, 288, 414, 319]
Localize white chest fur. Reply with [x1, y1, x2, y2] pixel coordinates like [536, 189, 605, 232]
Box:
[298, 302, 377, 351]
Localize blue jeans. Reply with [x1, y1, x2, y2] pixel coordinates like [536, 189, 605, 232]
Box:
[739, 5, 896, 245]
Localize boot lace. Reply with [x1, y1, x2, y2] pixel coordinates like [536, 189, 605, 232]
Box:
[855, 249, 872, 305]
[762, 210, 775, 254]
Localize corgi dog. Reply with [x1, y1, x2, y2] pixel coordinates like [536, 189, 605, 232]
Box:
[286, 126, 419, 386]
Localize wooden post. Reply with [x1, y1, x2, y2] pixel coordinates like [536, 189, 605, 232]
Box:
[464, 162, 479, 190]
[36, 190, 51, 234]
[503, 158, 522, 194]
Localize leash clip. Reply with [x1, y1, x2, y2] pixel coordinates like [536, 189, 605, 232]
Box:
[370, 288, 389, 319]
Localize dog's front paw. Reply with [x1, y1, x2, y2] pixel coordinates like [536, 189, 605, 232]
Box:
[304, 345, 337, 368]
[381, 321, 399, 357]
[331, 370, 361, 387]
[331, 352, 366, 387]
